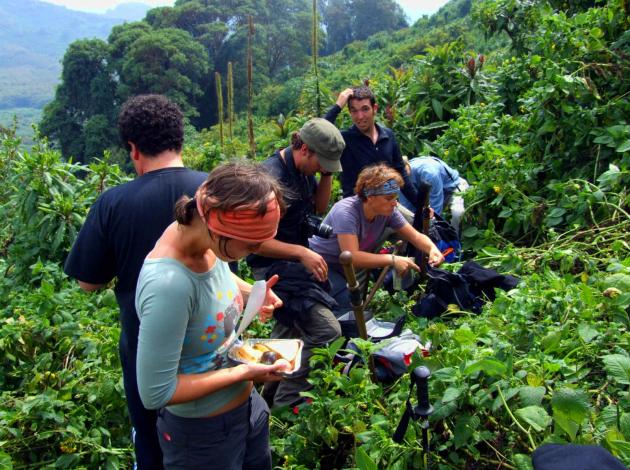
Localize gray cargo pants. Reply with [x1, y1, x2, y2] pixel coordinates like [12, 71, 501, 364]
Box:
[253, 267, 341, 408]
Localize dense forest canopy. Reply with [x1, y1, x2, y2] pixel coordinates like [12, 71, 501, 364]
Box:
[1, 0, 629, 467]
[39, 0, 410, 163]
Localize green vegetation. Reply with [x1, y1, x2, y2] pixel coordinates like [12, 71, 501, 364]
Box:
[39, 0, 411, 163]
[0, 0, 123, 111]
[0, 108, 41, 147]
[1, 0, 629, 468]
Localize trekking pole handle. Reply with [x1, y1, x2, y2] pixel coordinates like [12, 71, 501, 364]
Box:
[413, 366, 434, 418]
[339, 251, 369, 340]
[339, 251, 359, 289]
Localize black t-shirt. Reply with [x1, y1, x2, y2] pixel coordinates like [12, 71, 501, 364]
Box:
[247, 148, 317, 269]
[64, 167, 207, 351]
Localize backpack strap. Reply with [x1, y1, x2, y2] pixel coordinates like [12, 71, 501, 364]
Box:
[431, 156, 457, 183]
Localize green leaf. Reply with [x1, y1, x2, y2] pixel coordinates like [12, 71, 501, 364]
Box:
[0, 452, 12, 470]
[453, 327, 476, 345]
[551, 387, 590, 440]
[464, 358, 507, 377]
[617, 140, 630, 153]
[433, 367, 459, 383]
[513, 453, 534, 470]
[551, 388, 590, 421]
[442, 387, 463, 403]
[620, 413, 630, 440]
[515, 406, 552, 432]
[602, 354, 630, 385]
[432, 400, 458, 420]
[431, 98, 443, 120]
[547, 207, 566, 218]
[453, 414, 480, 449]
[590, 27, 603, 38]
[577, 323, 599, 343]
[356, 446, 378, 470]
[606, 439, 630, 462]
[54, 454, 80, 469]
[541, 330, 562, 352]
[518, 386, 546, 407]
[462, 226, 478, 237]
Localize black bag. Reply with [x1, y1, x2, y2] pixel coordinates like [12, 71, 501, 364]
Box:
[412, 267, 480, 318]
[412, 263, 520, 318]
[458, 261, 520, 301]
[532, 444, 626, 470]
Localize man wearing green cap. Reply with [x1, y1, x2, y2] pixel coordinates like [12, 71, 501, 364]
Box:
[247, 117, 345, 408]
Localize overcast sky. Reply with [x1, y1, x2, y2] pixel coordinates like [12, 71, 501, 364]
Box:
[41, 0, 450, 23]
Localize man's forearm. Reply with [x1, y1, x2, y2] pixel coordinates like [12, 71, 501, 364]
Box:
[314, 174, 333, 214]
[255, 239, 308, 261]
[323, 104, 341, 124]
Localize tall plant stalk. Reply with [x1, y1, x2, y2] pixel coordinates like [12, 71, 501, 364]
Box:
[215, 71, 224, 149]
[247, 15, 256, 158]
[227, 61, 234, 140]
[312, 0, 321, 116]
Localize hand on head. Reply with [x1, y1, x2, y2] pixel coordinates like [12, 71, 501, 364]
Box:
[336, 88, 354, 108]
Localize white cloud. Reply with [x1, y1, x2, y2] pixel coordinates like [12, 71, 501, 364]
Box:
[42, 0, 449, 20]
[41, 0, 175, 14]
[397, 0, 450, 23]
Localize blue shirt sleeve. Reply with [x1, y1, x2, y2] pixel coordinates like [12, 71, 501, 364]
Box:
[136, 265, 195, 410]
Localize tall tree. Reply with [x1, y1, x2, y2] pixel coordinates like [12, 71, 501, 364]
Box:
[320, 0, 408, 53]
[118, 28, 210, 117]
[40, 39, 116, 162]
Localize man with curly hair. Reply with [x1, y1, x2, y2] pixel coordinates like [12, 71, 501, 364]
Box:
[64, 94, 207, 469]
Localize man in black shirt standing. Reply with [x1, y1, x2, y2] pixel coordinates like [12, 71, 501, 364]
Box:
[64, 95, 207, 469]
[247, 117, 345, 408]
[324, 85, 418, 205]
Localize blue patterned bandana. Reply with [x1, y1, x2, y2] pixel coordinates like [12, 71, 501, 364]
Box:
[363, 179, 400, 197]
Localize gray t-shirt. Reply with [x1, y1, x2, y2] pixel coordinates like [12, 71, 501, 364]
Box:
[135, 257, 248, 418]
[309, 195, 406, 271]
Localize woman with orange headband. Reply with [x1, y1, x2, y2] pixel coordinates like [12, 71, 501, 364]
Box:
[135, 162, 285, 469]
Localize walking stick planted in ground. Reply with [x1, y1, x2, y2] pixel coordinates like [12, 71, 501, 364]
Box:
[410, 182, 432, 279]
[393, 366, 434, 469]
[339, 250, 379, 381]
[339, 250, 368, 340]
[363, 240, 404, 309]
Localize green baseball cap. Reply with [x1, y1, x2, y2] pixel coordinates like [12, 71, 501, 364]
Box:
[299, 118, 345, 172]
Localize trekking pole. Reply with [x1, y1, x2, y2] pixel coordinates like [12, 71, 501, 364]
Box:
[364, 240, 404, 309]
[340, 251, 379, 382]
[411, 183, 431, 281]
[393, 366, 434, 469]
[414, 367, 434, 470]
[339, 251, 368, 340]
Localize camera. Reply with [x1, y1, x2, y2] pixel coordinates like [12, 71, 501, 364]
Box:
[304, 214, 333, 239]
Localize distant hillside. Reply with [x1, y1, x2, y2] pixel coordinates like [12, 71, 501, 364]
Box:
[0, 0, 125, 110]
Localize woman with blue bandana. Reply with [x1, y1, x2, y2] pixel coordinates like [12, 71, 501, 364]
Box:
[309, 163, 444, 313]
